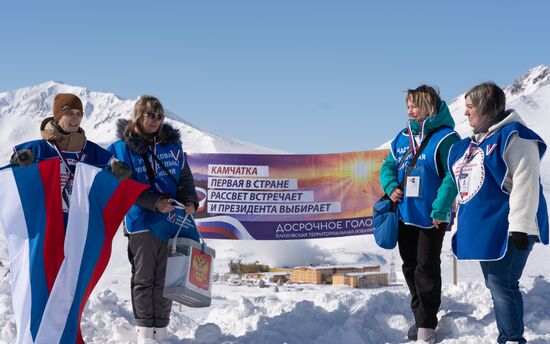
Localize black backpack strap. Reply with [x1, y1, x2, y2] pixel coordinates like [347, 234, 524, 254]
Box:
[400, 132, 434, 189]
[141, 153, 157, 186]
[141, 147, 180, 187]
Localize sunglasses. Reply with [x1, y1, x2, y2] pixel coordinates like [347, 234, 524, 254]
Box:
[144, 112, 164, 121]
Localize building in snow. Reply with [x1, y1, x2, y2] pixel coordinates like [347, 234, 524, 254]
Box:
[290, 265, 381, 285]
[332, 272, 389, 287]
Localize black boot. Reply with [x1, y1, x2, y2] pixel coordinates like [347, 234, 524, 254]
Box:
[407, 324, 417, 340]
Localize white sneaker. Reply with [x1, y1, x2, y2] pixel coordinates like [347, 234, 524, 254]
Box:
[417, 327, 435, 344]
[154, 327, 168, 341]
[136, 326, 156, 344]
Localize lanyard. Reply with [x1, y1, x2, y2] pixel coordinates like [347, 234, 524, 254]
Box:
[52, 142, 83, 178]
[407, 121, 424, 158]
[459, 142, 479, 174]
[456, 134, 491, 200]
[460, 130, 493, 173]
[148, 144, 158, 175]
[142, 144, 179, 191]
[51, 142, 83, 210]
[457, 143, 476, 201]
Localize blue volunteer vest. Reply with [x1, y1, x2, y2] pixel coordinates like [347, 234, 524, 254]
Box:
[107, 139, 186, 239]
[390, 126, 459, 228]
[448, 121, 549, 260]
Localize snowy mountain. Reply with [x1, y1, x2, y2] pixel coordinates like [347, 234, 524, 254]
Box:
[0, 81, 280, 161]
[1, 68, 550, 343]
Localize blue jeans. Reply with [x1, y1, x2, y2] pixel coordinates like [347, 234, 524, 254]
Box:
[479, 236, 536, 344]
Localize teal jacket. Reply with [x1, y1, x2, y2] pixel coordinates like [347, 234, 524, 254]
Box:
[379, 101, 459, 222]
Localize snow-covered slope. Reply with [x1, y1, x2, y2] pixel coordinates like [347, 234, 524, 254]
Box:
[0, 81, 281, 160]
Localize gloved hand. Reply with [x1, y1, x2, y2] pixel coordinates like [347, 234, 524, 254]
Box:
[10, 149, 34, 167]
[110, 160, 132, 180]
[155, 197, 175, 213]
[184, 201, 197, 216]
[510, 232, 529, 250]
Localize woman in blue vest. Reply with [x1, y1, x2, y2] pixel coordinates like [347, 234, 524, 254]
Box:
[108, 95, 198, 343]
[448, 82, 548, 344]
[380, 85, 459, 343]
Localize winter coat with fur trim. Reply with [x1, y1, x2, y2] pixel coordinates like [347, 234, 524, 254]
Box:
[107, 119, 198, 239]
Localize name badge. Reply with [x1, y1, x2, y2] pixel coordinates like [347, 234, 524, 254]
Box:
[405, 176, 420, 198]
[459, 177, 470, 198]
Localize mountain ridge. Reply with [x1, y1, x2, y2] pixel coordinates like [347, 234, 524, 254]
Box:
[0, 81, 281, 160]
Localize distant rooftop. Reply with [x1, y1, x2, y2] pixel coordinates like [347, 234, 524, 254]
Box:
[293, 264, 379, 270]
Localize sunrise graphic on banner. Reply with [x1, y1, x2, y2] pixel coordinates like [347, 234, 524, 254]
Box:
[187, 150, 389, 240]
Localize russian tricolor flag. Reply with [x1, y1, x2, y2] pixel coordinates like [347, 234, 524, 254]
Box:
[0, 159, 148, 343]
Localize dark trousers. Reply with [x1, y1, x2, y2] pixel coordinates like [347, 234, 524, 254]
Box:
[397, 221, 446, 329]
[128, 231, 172, 328]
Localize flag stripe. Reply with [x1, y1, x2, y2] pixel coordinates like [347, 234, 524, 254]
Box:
[74, 176, 148, 343]
[12, 163, 50, 340]
[38, 158, 65, 292]
[36, 164, 99, 343]
[60, 167, 111, 343]
[197, 225, 239, 239]
[0, 168, 34, 344]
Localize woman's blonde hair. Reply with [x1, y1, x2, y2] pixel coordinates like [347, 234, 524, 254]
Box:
[406, 85, 441, 117]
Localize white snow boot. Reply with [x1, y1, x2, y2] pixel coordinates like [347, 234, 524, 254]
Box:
[154, 327, 168, 341]
[417, 327, 435, 344]
[136, 326, 155, 344]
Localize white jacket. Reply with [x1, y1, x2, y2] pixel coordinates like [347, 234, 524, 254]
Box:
[474, 111, 542, 236]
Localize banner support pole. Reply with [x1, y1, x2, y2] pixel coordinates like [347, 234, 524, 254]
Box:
[453, 256, 458, 285]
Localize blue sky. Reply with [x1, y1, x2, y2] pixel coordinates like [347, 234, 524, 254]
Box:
[1, 1, 549, 153]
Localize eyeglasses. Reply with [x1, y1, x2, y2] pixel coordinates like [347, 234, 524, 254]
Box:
[144, 112, 164, 121]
